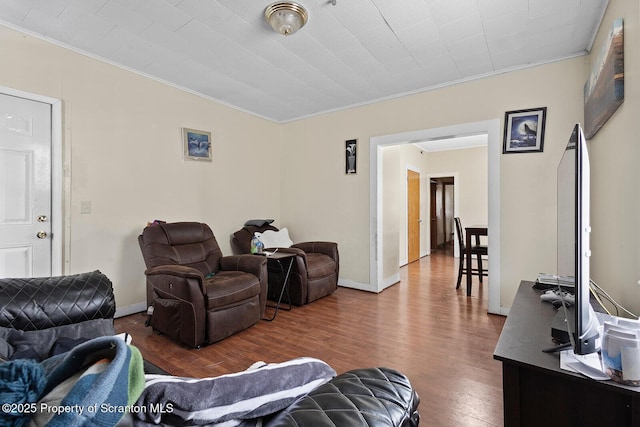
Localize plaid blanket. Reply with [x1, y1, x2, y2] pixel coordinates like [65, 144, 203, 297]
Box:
[0, 336, 144, 427]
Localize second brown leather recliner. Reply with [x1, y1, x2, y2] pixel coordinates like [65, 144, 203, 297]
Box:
[138, 222, 267, 348]
[231, 222, 339, 306]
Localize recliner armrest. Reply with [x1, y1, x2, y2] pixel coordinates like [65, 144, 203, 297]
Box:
[270, 247, 306, 259]
[291, 241, 338, 262]
[220, 255, 268, 312]
[144, 265, 206, 295]
[0, 270, 115, 331]
[145, 265, 205, 281]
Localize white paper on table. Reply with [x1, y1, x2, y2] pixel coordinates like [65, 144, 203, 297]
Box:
[560, 350, 610, 381]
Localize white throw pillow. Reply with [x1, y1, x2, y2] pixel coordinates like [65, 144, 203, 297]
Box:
[256, 228, 293, 248]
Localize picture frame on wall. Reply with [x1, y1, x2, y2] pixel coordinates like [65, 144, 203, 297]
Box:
[584, 18, 624, 140]
[345, 139, 357, 174]
[182, 128, 212, 161]
[502, 107, 547, 154]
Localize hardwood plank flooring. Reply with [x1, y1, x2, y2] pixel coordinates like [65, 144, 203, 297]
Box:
[115, 249, 506, 426]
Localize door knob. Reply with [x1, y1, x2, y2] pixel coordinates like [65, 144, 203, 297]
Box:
[36, 231, 47, 239]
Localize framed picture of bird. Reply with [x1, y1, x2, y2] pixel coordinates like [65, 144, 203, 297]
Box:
[182, 128, 212, 161]
[502, 107, 547, 154]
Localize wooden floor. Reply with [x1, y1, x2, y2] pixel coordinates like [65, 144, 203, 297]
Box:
[115, 248, 506, 426]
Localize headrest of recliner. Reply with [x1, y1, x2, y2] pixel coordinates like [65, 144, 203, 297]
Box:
[143, 222, 214, 246]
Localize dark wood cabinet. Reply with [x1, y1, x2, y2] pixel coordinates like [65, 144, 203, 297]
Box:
[494, 281, 640, 426]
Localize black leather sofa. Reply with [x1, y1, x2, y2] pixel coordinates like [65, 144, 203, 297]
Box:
[0, 270, 163, 374]
[265, 366, 419, 426]
[0, 271, 419, 426]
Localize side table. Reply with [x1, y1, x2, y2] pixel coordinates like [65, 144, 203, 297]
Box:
[258, 251, 296, 321]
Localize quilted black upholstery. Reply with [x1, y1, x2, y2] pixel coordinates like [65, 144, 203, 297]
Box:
[265, 367, 420, 427]
[0, 270, 115, 331]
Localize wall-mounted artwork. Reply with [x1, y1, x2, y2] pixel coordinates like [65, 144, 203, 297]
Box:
[182, 128, 212, 161]
[502, 107, 547, 154]
[584, 18, 624, 140]
[345, 139, 357, 174]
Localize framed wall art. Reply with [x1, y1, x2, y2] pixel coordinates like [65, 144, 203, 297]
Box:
[502, 107, 547, 154]
[182, 128, 212, 161]
[584, 18, 624, 140]
[345, 139, 357, 174]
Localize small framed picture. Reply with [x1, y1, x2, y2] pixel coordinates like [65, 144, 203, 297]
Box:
[502, 107, 547, 154]
[182, 128, 212, 161]
[345, 139, 357, 174]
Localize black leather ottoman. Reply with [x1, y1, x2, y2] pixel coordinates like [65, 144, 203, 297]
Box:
[264, 367, 420, 426]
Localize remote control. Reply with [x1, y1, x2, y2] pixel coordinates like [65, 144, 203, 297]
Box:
[540, 289, 575, 305]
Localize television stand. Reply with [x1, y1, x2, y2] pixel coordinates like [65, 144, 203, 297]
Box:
[494, 281, 640, 426]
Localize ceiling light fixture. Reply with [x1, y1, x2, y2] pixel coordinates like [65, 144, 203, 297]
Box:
[265, 2, 309, 36]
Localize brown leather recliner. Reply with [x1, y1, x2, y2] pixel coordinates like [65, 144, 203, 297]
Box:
[138, 222, 268, 348]
[231, 223, 339, 306]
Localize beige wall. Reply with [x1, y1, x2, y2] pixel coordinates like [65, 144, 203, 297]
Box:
[589, 0, 640, 314]
[279, 0, 639, 311]
[1, 0, 638, 314]
[380, 146, 401, 283]
[281, 57, 584, 307]
[0, 25, 282, 314]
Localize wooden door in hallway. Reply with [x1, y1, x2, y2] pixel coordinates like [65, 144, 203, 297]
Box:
[408, 169, 420, 263]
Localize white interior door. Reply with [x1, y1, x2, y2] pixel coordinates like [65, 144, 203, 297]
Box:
[0, 94, 52, 278]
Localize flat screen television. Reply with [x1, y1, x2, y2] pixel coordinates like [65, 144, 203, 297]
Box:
[556, 123, 600, 355]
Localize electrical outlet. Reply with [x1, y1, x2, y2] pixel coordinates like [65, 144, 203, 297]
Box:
[80, 200, 92, 214]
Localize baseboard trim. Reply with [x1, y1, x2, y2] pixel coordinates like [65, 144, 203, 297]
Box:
[114, 302, 146, 318]
[338, 279, 377, 293]
[496, 306, 510, 316]
[380, 273, 400, 291]
[339, 273, 401, 293]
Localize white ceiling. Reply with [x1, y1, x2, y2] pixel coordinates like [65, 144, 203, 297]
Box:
[414, 133, 487, 152]
[0, 0, 608, 123]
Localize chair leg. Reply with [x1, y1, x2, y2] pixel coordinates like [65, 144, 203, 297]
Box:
[477, 254, 483, 283]
[456, 253, 464, 289]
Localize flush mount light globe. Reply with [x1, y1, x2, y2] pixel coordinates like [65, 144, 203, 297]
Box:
[265, 2, 309, 36]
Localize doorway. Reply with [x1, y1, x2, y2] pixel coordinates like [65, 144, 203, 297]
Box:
[430, 176, 454, 253]
[0, 87, 63, 277]
[370, 119, 503, 314]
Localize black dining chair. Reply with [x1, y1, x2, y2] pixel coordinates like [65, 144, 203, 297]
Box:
[454, 217, 488, 291]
